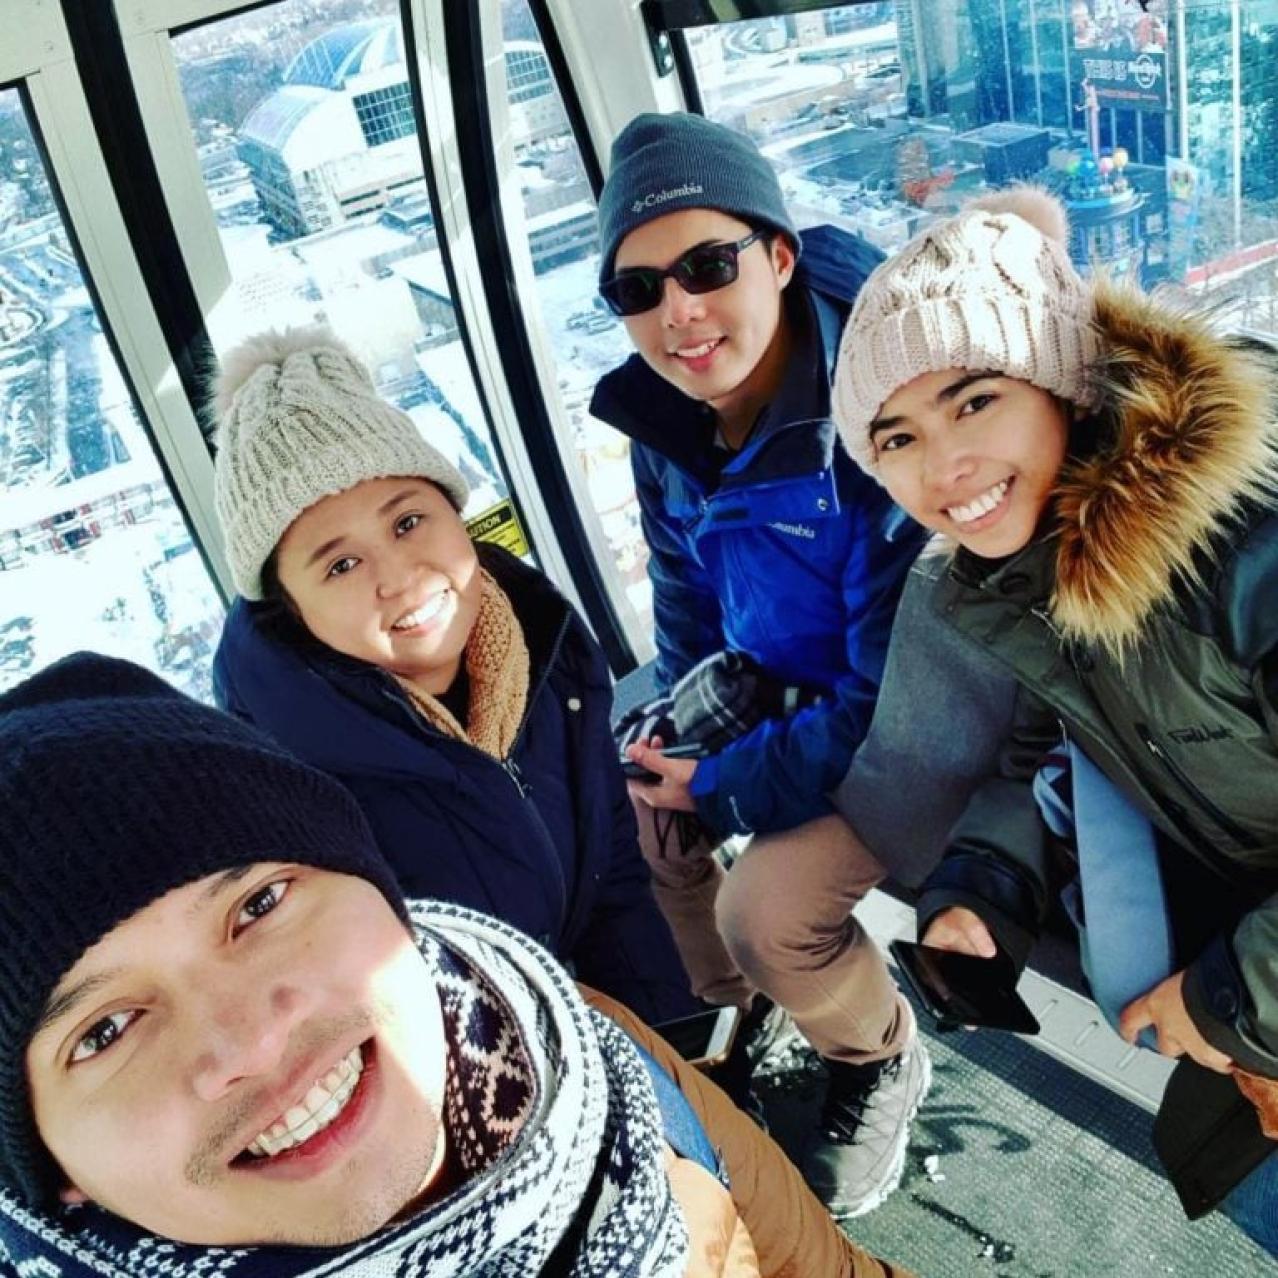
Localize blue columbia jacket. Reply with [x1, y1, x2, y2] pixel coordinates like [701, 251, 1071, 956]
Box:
[212, 543, 695, 1024]
[590, 224, 925, 836]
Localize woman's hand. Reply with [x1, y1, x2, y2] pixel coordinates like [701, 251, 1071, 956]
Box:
[920, 906, 998, 958]
[1119, 970, 1234, 1074]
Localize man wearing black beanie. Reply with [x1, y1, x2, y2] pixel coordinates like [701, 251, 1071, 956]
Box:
[0, 652, 907, 1277]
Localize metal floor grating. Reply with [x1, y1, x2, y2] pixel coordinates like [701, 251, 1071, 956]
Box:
[748, 889, 1272, 1277]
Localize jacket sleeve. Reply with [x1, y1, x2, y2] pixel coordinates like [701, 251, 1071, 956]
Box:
[915, 688, 1061, 973]
[688, 485, 927, 836]
[632, 442, 725, 691]
[1181, 512, 1278, 1075]
[571, 682, 699, 1024]
[828, 553, 1022, 886]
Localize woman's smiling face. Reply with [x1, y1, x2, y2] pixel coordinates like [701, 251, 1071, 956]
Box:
[870, 368, 1071, 558]
[275, 476, 481, 695]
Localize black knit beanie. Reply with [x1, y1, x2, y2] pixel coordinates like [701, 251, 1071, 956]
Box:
[596, 111, 799, 283]
[0, 652, 408, 1208]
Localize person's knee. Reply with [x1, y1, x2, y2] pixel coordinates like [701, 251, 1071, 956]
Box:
[718, 818, 882, 974]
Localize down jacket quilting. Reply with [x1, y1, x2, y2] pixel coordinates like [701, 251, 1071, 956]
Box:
[213, 543, 695, 1025]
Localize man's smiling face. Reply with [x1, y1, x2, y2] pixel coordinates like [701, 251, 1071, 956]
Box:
[614, 207, 795, 430]
[25, 864, 449, 1246]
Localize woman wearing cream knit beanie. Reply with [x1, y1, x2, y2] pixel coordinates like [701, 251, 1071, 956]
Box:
[830, 187, 1105, 562]
[832, 187, 1278, 1258]
[208, 326, 697, 1026]
[832, 187, 1100, 478]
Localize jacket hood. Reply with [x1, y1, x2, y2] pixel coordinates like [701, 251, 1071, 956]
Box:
[1050, 281, 1278, 657]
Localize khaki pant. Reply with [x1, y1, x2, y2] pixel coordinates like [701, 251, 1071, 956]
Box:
[632, 804, 910, 1065]
[584, 986, 914, 1278]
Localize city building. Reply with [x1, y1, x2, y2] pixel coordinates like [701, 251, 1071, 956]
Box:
[954, 121, 1052, 186]
[505, 40, 570, 145]
[239, 23, 567, 241]
[238, 18, 420, 241]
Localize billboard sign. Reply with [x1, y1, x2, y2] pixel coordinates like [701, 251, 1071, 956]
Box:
[1071, 0, 1169, 111]
[1166, 158, 1204, 280]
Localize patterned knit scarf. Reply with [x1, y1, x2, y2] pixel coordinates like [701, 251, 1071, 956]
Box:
[397, 570, 529, 760]
[0, 903, 688, 1277]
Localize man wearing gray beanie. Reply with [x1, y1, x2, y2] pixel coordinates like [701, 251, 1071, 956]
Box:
[589, 111, 931, 1216]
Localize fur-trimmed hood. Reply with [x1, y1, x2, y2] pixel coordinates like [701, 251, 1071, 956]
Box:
[1050, 282, 1278, 656]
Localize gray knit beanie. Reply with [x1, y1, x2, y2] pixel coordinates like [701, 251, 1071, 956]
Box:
[597, 112, 798, 283]
[832, 187, 1100, 478]
[212, 326, 470, 600]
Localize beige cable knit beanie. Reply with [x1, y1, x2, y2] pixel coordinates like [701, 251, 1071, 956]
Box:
[832, 187, 1100, 477]
[212, 326, 469, 600]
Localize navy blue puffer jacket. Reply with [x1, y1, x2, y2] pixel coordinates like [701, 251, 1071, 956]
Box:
[213, 543, 695, 1024]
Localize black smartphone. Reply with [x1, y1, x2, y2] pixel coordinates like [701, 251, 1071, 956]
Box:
[889, 940, 1040, 1034]
[620, 757, 663, 783]
[651, 1006, 742, 1067]
[619, 741, 705, 784]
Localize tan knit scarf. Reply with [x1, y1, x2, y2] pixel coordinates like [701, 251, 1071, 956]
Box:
[397, 569, 530, 760]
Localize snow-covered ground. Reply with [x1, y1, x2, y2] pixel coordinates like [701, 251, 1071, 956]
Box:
[0, 505, 223, 701]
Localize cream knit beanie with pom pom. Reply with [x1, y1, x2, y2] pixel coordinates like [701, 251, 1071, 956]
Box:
[212, 326, 469, 600]
[832, 187, 1100, 477]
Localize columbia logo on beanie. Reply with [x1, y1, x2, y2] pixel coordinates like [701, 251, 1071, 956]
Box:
[630, 181, 705, 214]
[597, 112, 797, 284]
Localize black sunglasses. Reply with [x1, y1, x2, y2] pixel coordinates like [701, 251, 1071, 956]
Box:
[599, 231, 766, 317]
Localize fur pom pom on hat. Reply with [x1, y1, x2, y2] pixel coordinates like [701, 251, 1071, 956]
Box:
[212, 325, 469, 600]
[832, 186, 1100, 478]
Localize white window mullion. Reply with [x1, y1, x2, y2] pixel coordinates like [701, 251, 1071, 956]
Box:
[402, 0, 589, 621]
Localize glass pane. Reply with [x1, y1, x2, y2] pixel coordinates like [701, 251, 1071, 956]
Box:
[496, 0, 655, 639]
[0, 88, 223, 699]
[691, 0, 1278, 338]
[170, 0, 512, 521]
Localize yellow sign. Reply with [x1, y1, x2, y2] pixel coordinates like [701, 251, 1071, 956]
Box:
[466, 498, 529, 557]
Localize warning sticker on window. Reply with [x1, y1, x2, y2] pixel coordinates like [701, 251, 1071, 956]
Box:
[465, 499, 530, 557]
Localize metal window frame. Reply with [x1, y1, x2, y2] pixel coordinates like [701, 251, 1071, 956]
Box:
[1, 0, 229, 596]
[641, 0, 880, 33]
[543, 0, 685, 173]
[61, 2, 216, 443]
[524, 0, 604, 195]
[417, 0, 642, 673]
[398, 0, 594, 631]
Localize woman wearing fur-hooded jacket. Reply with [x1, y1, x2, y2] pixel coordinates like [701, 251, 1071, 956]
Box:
[831, 187, 1278, 1224]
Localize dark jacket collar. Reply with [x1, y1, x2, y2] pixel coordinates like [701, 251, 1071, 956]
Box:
[215, 545, 575, 775]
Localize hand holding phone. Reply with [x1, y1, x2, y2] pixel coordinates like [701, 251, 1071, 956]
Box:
[620, 740, 706, 784]
[920, 905, 998, 959]
[890, 939, 1039, 1035]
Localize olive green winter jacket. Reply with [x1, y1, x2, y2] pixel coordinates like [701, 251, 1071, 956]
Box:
[916, 284, 1278, 1086]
